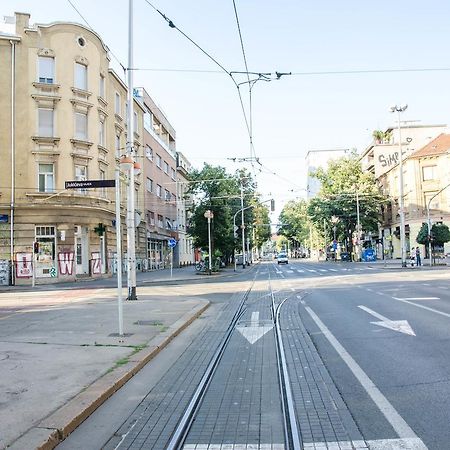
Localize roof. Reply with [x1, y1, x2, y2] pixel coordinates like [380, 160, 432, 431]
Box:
[410, 133, 450, 159]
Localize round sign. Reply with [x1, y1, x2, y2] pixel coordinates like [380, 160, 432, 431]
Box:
[203, 210, 214, 219]
[168, 238, 177, 248]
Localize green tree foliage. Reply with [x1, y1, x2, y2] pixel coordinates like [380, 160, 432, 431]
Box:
[278, 200, 310, 244]
[253, 203, 272, 249]
[416, 222, 450, 247]
[306, 153, 385, 252]
[187, 164, 261, 261]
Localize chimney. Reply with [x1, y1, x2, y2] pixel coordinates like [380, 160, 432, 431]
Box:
[14, 12, 30, 33]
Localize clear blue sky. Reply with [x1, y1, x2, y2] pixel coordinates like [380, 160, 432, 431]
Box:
[4, 0, 450, 215]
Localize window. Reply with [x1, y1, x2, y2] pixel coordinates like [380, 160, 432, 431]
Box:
[99, 74, 105, 98]
[166, 217, 172, 229]
[171, 167, 176, 180]
[115, 93, 121, 115]
[38, 164, 54, 192]
[75, 165, 87, 195]
[133, 111, 138, 133]
[145, 145, 153, 161]
[38, 108, 54, 136]
[157, 214, 163, 228]
[156, 184, 162, 197]
[144, 112, 152, 132]
[422, 166, 436, 181]
[148, 211, 155, 225]
[156, 154, 161, 168]
[164, 161, 169, 174]
[115, 134, 121, 158]
[75, 112, 88, 140]
[99, 118, 105, 146]
[38, 56, 54, 84]
[74, 62, 87, 90]
[99, 168, 106, 197]
[146, 177, 153, 192]
[165, 189, 171, 201]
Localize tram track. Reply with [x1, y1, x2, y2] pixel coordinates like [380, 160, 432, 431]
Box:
[165, 264, 301, 450]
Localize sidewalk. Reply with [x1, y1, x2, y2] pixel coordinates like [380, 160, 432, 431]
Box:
[0, 264, 244, 449]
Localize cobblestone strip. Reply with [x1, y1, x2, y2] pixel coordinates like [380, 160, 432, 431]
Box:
[277, 292, 364, 449]
[183, 277, 285, 448]
[104, 287, 251, 450]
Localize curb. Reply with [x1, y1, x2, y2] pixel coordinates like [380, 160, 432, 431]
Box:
[8, 301, 210, 450]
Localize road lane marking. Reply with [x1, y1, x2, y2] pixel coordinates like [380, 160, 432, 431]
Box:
[329, 268, 338, 272]
[307, 269, 316, 272]
[296, 269, 304, 273]
[236, 311, 273, 344]
[397, 297, 440, 301]
[393, 297, 450, 318]
[303, 438, 426, 450]
[305, 306, 426, 443]
[358, 305, 416, 336]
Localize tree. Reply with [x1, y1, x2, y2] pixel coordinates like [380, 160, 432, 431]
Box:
[253, 203, 271, 252]
[187, 164, 259, 263]
[416, 222, 450, 248]
[306, 153, 385, 255]
[278, 200, 310, 246]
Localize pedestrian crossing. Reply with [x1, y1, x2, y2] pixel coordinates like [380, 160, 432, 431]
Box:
[273, 265, 377, 276]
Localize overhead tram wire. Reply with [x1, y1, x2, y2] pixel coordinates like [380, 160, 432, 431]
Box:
[66, 0, 126, 71]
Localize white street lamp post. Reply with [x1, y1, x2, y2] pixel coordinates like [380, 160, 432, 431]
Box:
[390, 104, 408, 267]
[204, 210, 214, 274]
[126, 0, 137, 299]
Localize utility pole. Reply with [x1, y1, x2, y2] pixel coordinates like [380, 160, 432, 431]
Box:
[126, 0, 137, 299]
[356, 190, 360, 261]
[240, 181, 246, 268]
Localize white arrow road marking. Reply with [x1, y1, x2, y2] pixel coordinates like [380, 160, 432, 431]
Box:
[305, 307, 427, 444]
[358, 305, 416, 336]
[236, 311, 274, 345]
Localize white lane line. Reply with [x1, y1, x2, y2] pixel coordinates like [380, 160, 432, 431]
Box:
[286, 270, 294, 273]
[399, 297, 440, 301]
[303, 438, 426, 450]
[329, 268, 338, 272]
[296, 269, 304, 273]
[393, 297, 450, 318]
[319, 269, 327, 272]
[307, 269, 316, 273]
[305, 306, 427, 443]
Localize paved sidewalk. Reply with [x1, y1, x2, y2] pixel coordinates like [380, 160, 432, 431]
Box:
[0, 264, 238, 450]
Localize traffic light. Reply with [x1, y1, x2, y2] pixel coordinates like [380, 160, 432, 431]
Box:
[270, 199, 275, 212]
[33, 241, 39, 254]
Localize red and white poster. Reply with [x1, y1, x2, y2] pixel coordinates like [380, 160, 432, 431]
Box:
[15, 253, 33, 278]
[58, 251, 74, 276]
[91, 252, 101, 275]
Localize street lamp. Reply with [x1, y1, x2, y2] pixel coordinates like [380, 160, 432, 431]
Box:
[126, 0, 137, 300]
[390, 104, 408, 267]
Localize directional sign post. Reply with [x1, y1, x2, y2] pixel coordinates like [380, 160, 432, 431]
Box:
[168, 238, 177, 279]
[65, 179, 115, 189]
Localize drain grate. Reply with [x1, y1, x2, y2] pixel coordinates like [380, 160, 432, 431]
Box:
[133, 320, 164, 326]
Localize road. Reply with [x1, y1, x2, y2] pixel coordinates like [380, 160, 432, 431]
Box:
[57, 260, 450, 449]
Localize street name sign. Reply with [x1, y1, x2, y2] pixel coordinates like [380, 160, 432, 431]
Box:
[65, 179, 115, 189]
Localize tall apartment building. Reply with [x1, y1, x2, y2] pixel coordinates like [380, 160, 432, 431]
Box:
[0, 13, 145, 285]
[175, 152, 195, 266]
[306, 148, 350, 199]
[135, 88, 178, 270]
[360, 123, 449, 259]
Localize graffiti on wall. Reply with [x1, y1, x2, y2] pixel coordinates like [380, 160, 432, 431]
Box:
[58, 251, 74, 276]
[15, 253, 33, 278]
[0, 260, 10, 285]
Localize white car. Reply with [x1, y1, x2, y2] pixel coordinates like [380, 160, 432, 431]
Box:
[277, 252, 288, 264]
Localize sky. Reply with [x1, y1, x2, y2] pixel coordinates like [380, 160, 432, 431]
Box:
[4, 0, 450, 219]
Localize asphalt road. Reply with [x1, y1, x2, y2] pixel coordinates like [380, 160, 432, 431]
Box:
[57, 260, 450, 449]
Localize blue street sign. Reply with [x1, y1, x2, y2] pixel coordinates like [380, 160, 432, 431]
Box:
[168, 238, 177, 248]
[0, 214, 8, 223]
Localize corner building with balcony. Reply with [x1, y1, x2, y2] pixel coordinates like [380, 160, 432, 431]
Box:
[0, 13, 145, 284]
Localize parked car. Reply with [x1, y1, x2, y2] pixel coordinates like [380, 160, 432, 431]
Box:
[277, 252, 288, 264]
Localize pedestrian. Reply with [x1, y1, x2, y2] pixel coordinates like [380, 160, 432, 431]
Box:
[410, 247, 415, 267]
[416, 246, 422, 266]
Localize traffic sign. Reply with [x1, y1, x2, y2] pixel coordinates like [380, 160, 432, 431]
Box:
[49, 267, 57, 277]
[204, 210, 214, 219]
[168, 238, 177, 248]
[65, 179, 115, 189]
